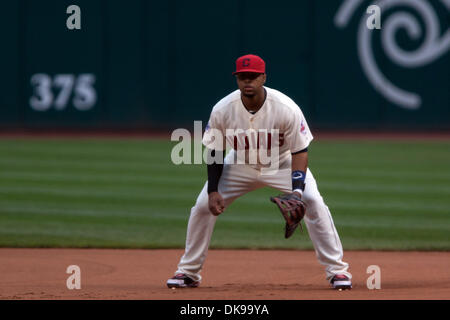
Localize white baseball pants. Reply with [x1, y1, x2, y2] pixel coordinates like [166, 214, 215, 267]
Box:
[175, 151, 351, 283]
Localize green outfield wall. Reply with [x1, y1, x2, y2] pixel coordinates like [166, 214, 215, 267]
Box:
[1, 0, 449, 130]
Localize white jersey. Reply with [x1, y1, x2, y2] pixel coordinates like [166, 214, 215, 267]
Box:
[202, 86, 313, 169]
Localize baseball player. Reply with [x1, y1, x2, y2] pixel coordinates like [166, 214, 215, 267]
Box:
[167, 54, 352, 290]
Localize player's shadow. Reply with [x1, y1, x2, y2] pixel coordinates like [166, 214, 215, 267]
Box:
[203, 282, 331, 292]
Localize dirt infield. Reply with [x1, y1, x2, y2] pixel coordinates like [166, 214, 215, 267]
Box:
[0, 249, 449, 300]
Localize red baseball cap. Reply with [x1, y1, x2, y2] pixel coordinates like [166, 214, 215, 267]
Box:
[232, 54, 266, 75]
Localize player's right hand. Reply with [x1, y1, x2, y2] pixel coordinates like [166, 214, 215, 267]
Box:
[208, 192, 225, 216]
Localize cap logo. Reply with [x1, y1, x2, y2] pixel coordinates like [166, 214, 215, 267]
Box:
[242, 58, 250, 67]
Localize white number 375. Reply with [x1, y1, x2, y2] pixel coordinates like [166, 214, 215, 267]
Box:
[29, 73, 97, 111]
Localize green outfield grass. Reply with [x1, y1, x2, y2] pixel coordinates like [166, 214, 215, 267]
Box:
[0, 138, 449, 250]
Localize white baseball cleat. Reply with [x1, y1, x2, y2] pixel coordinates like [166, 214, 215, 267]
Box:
[167, 273, 200, 288]
[331, 274, 352, 290]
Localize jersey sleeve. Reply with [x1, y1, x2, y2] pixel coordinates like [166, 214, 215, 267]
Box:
[202, 110, 227, 151]
[284, 107, 314, 153]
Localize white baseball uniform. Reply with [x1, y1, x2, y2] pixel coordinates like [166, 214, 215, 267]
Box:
[175, 86, 351, 283]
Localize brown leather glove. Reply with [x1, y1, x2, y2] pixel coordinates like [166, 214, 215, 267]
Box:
[270, 193, 307, 239]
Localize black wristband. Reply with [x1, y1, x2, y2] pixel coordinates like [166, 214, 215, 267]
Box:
[292, 170, 306, 192]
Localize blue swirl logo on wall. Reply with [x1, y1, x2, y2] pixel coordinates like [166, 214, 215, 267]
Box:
[335, 0, 450, 110]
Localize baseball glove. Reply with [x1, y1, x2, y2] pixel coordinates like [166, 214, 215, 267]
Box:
[270, 193, 306, 239]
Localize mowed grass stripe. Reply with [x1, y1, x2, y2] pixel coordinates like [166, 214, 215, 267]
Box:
[0, 168, 450, 195]
[0, 158, 180, 171]
[0, 221, 186, 248]
[0, 139, 199, 163]
[5, 164, 450, 179]
[1, 183, 449, 213]
[0, 171, 205, 186]
[2, 173, 449, 198]
[3, 152, 448, 172]
[0, 206, 283, 226]
[2, 203, 448, 232]
[3, 139, 449, 169]
[2, 193, 448, 225]
[0, 138, 172, 153]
